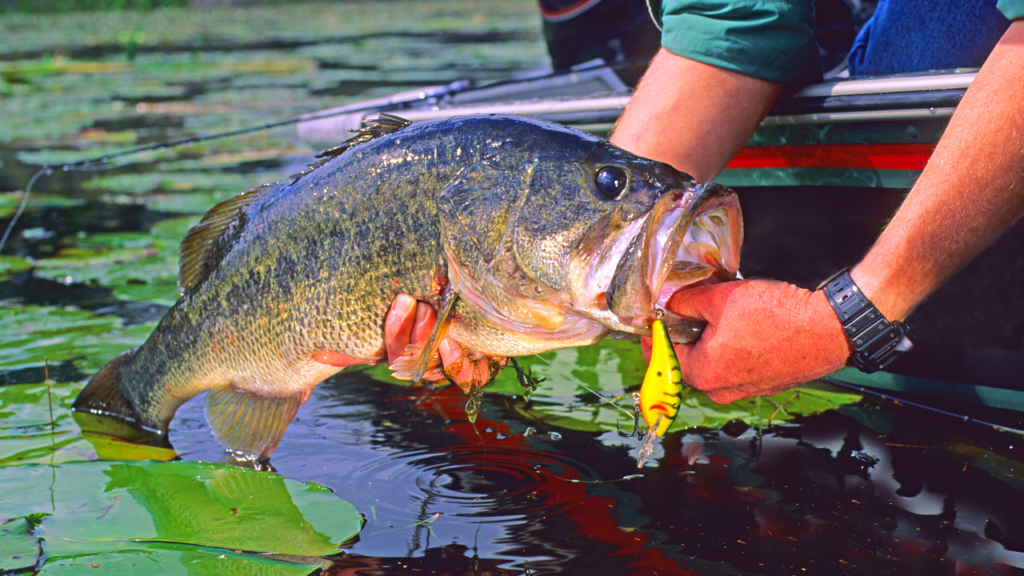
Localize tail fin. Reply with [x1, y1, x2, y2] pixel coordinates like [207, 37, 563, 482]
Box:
[72, 348, 166, 444]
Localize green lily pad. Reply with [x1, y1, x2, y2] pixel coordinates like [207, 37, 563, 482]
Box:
[80, 171, 256, 199]
[0, 382, 177, 466]
[0, 517, 40, 573]
[0, 307, 156, 375]
[479, 339, 862, 433]
[0, 255, 33, 281]
[0, 460, 362, 574]
[30, 215, 199, 304]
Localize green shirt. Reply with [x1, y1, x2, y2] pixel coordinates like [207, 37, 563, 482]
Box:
[651, 0, 821, 87]
[998, 0, 1024, 19]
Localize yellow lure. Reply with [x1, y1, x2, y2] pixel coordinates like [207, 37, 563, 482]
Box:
[639, 318, 683, 436]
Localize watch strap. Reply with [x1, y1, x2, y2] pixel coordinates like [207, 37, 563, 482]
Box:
[819, 269, 913, 373]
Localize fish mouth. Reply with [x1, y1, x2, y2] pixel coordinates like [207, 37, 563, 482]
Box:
[604, 182, 742, 340]
[649, 182, 742, 307]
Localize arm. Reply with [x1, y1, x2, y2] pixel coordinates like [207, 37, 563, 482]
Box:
[610, 48, 783, 183]
[667, 20, 1024, 402]
[851, 20, 1024, 320]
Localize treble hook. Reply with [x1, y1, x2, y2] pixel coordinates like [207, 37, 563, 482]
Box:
[617, 392, 644, 438]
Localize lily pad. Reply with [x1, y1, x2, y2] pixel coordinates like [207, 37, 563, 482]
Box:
[0, 382, 176, 466]
[0, 255, 33, 280]
[0, 460, 362, 574]
[480, 339, 862, 433]
[0, 306, 156, 375]
[30, 215, 199, 304]
[0, 517, 40, 573]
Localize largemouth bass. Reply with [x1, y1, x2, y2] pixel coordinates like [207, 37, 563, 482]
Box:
[72, 114, 741, 459]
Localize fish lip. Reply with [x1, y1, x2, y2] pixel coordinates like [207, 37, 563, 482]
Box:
[603, 182, 742, 332]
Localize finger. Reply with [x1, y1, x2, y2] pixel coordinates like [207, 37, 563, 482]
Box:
[666, 282, 736, 325]
[439, 338, 476, 393]
[704, 389, 742, 405]
[640, 337, 652, 364]
[410, 302, 437, 344]
[384, 294, 416, 363]
[672, 341, 697, 384]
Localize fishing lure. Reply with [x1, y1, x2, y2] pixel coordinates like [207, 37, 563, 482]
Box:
[639, 318, 683, 436]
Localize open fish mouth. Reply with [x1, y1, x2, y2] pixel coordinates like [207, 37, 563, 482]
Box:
[650, 183, 742, 307]
[605, 182, 742, 337]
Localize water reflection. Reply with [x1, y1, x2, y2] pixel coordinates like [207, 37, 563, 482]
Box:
[162, 366, 1024, 575]
[3, 4, 1024, 574]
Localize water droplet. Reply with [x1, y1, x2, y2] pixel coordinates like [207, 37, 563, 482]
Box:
[547, 432, 562, 441]
[62, 165, 69, 171]
[495, 432, 507, 440]
[484, 427, 494, 434]
[464, 384, 484, 423]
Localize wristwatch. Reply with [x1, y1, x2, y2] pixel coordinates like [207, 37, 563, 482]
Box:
[818, 269, 913, 373]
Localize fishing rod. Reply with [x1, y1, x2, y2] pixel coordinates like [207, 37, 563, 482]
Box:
[0, 56, 652, 255]
[820, 376, 1024, 436]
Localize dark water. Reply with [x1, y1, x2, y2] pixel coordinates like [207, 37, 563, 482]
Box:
[161, 370, 1024, 576]
[2, 3, 1024, 575]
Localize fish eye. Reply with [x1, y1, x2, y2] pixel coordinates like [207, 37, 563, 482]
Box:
[594, 166, 628, 199]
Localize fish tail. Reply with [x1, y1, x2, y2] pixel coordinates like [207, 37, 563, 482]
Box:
[71, 348, 163, 437]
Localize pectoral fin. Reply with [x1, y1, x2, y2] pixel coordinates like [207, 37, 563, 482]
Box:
[407, 286, 459, 383]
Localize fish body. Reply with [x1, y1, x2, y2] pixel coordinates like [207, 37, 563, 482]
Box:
[72, 114, 741, 458]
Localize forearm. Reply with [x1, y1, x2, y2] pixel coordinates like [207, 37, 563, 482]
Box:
[610, 48, 783, 183]
[851, 20, 1024, 321]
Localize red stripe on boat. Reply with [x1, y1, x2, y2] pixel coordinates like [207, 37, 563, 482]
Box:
[725, 143, 936, 171]
[539, 0, 603, 20]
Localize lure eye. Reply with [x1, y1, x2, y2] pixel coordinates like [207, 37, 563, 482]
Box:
[595, 166, 628, 199]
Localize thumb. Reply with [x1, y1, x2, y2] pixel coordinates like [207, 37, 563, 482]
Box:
[665, 281, 738, 325]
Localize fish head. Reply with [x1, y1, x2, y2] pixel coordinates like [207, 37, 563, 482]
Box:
[439, 117, 740, 347]
[562, 144, 742, 342]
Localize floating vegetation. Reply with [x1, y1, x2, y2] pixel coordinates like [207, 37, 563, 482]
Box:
[0, 460, 362, 574]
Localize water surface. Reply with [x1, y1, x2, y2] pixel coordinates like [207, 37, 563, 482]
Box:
[2, 3, 1024, 575]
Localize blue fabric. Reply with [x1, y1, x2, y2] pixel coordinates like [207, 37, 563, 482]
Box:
[848, 0, 1012, 77]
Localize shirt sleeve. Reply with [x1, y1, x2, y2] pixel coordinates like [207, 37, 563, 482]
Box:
[997, 0, 1024, 19]
[653, 0, 822, 87]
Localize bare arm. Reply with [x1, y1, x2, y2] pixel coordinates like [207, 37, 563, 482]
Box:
[667, 20, 1024, 402]
[852, 20, 1024, 320]
[610, 48, 784, 183]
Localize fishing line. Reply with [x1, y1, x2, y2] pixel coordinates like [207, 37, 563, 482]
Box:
[527, 352, 636, 420]
[0, 57, 646, 256]
[0, 167, 49, 255]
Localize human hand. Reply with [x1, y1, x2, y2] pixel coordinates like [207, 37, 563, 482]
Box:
[657, 279, 852, 404]
[383, 294, 507, 392]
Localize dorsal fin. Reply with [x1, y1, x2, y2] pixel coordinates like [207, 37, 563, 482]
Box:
[178, 183, 278, 293]
[314, 113, 412, 162]
[178, 114, 412, 294]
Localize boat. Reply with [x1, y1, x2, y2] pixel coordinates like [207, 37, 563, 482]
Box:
[292, 10, 1024, 419]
